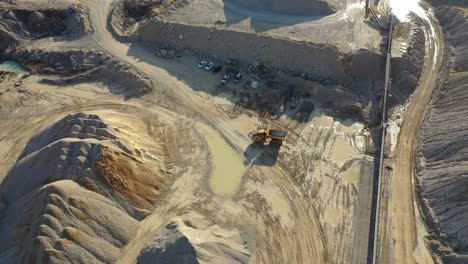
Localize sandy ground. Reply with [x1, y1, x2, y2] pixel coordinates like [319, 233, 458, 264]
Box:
[377, 2, 445, 264]
[0, 64, 368, 264]
[0, 0, 444, 263]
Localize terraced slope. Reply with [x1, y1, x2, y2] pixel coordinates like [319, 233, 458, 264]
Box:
[417, 6, 468, 263]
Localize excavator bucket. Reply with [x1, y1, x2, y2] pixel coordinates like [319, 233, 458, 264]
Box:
[249, 132, 266, 142]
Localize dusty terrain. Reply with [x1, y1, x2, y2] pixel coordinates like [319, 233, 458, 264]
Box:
[376, 1, 468, 264]
[0, 0, 461, 263]
[415, 5, 468, 263]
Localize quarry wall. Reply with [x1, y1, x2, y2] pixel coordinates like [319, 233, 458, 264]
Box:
[139, 21, 388, 85]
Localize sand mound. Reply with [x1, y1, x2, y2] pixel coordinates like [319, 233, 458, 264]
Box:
[226, 0, 337, 16]
[20, 113, 118, 159]
[137, 213, 251, 264]
[2, 112, 165, 214]
[95, 146, 164, 210]
[0, 180, 139, 263]
[0, 112, 168, 263]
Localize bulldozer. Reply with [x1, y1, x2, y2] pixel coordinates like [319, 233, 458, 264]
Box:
[249, 128, 287, 144]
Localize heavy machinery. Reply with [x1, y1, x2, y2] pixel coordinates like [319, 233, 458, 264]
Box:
[249, 128, 287, 144]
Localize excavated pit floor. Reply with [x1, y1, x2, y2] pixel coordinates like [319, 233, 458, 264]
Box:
[0, 0, 424, 263]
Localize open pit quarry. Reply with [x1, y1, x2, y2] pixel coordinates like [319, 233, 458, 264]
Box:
[0, 0, 465, 263]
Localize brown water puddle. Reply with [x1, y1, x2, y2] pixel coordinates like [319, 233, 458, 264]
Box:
[196, 123, 247, 196]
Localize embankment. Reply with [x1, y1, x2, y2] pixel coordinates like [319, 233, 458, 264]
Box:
[417, 6, 468, 263]
[1, 49, 153, 98]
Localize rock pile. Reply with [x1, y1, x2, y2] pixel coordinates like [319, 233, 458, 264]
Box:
[155, 47, 176, 59]
[2, 49, 153, 97]
[0, 6, 89, 39]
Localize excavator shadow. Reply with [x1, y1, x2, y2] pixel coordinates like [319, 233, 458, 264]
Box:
[243, 141, 281, 167]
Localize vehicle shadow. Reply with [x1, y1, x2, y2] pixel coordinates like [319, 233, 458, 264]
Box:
[243, 141, 281, 167]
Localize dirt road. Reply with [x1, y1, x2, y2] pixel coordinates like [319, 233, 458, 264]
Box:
[86, 1, 330, 263]
[379, 4, 444, 264]
[1, 0, 384, 263]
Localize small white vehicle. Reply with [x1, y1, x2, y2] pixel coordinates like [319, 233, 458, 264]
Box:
[197, 61, 207, 68]
[221, 73, 231, 84]
[205, 62, 215, 71]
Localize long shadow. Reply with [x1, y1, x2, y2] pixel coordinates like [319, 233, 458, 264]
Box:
[243, 141, 281, 167]
[366, 127, 384, 264]
[126, 42, 324, 122]
[127, 30, 395, 124]
[221, 0, 334, 33]
[128, 39, 376, 125]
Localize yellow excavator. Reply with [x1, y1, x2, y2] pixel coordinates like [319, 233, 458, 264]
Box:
[249, 128, 287, 144]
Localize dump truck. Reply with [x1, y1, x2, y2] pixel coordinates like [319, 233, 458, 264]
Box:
[249, 128, 287, 144]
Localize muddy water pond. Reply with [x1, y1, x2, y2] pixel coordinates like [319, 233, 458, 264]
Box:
[196, 123, 247, 196]
[0, 60, 26, 73]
